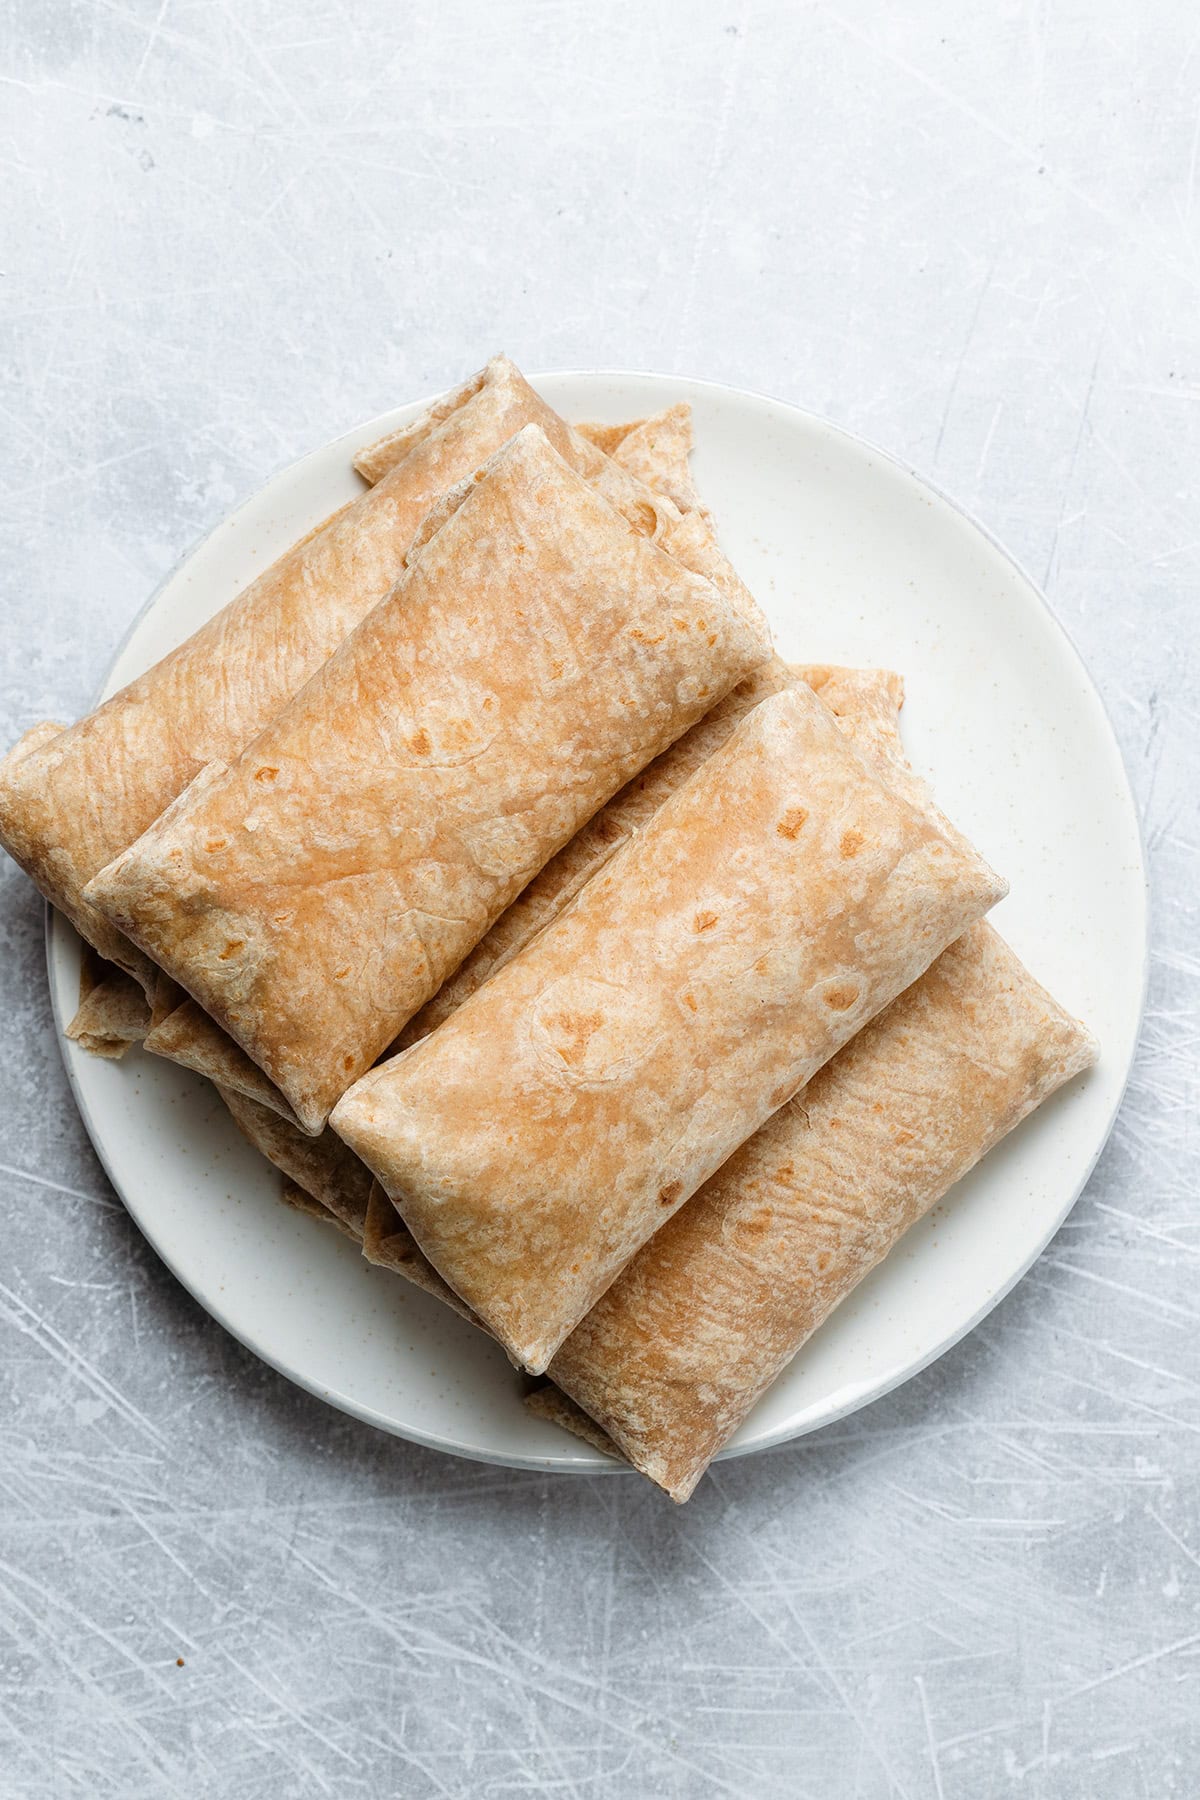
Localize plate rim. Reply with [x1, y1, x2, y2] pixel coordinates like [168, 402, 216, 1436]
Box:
[46, 367, 1150, 1476]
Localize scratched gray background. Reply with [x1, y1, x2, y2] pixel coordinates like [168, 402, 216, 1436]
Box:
[1, 2, 1197, 1795]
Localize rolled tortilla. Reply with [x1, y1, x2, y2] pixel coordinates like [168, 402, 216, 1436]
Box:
[332, 683, 1006, 1373]
[524, 1386, 622, 1460]
[582, 406, 710, 525]
[370, 404, 709, 526]
[360, 409, 642, 480]
[145, 997, 309, 1129]
[139, 405, 713, 1115]
[65, 960, 151, 1059]
[148, 970, 185, 1031]
[573, 421, 642, 459]
[232, 673, 895, 1282]
[228, 669, 900, 1285]
[370, 669, 897, 1291]
[0, 357, 726, 990]
[226, 1090, 472, 1314]
[279, 1179, 361, 1244]
[348, 667, 1095, 1497]
[362, 1183, 483, 1326]
[545, 920, 1098, 1500]
[217, 1086, 373, 1239]
[86, 425, 770, 1134]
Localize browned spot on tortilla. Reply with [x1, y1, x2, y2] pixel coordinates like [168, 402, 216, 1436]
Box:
[659, 1181, 682, 1207]
[693, 910, 718, 933]
[894, 1128, 916, 1146]
[840, 828, 865, 858]
[777, 807, 808, 839]
[444, 718, 478, 751]
[254, 766, 278, 783]
[218, 940, 244, 961]
[409, 728, 431, 757]
[680, 991, 698, 1013]
[824, 983, 859, 1011]
[552, 1010, 606, 1067]
[204, 838, 227, 853]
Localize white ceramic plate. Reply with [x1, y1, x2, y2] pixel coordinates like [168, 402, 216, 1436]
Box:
[47, 373, 1147, 1476]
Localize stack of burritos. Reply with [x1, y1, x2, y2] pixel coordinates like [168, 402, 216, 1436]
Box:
[0, 356, 1096, 1502]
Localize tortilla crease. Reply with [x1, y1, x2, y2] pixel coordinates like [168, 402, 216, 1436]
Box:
[524, 1386, 623, 1461]
[366, 404, 710, 526]
[217, 1086, 372, 1239]
[332, 683, 1006, 1374]
[362, 1184, 483, 1327]
[65, 959, 151, 1059]
[146, 997, 308, 1129]
[279, 1179, 362, 1245]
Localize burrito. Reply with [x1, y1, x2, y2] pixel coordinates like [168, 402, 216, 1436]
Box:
[332, 683, 1006, 1372]
[544, 920, 1097, 1499]
[134, 402, 726, 1122]
[86, 425, 769, 1133]
[0, 356, 728, 989]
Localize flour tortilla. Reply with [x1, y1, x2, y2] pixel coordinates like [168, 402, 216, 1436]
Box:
[1, 358, 742, 990]
[65, 954, 150, 1059]
[138, 405, 718, 1115]
[88, 425, 769, 1133]
[333, 684, 1005, 1373]
[545, 919, 1097, 1499]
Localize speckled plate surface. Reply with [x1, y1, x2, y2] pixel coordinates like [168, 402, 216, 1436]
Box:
[47, 372, 1147, 1476]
